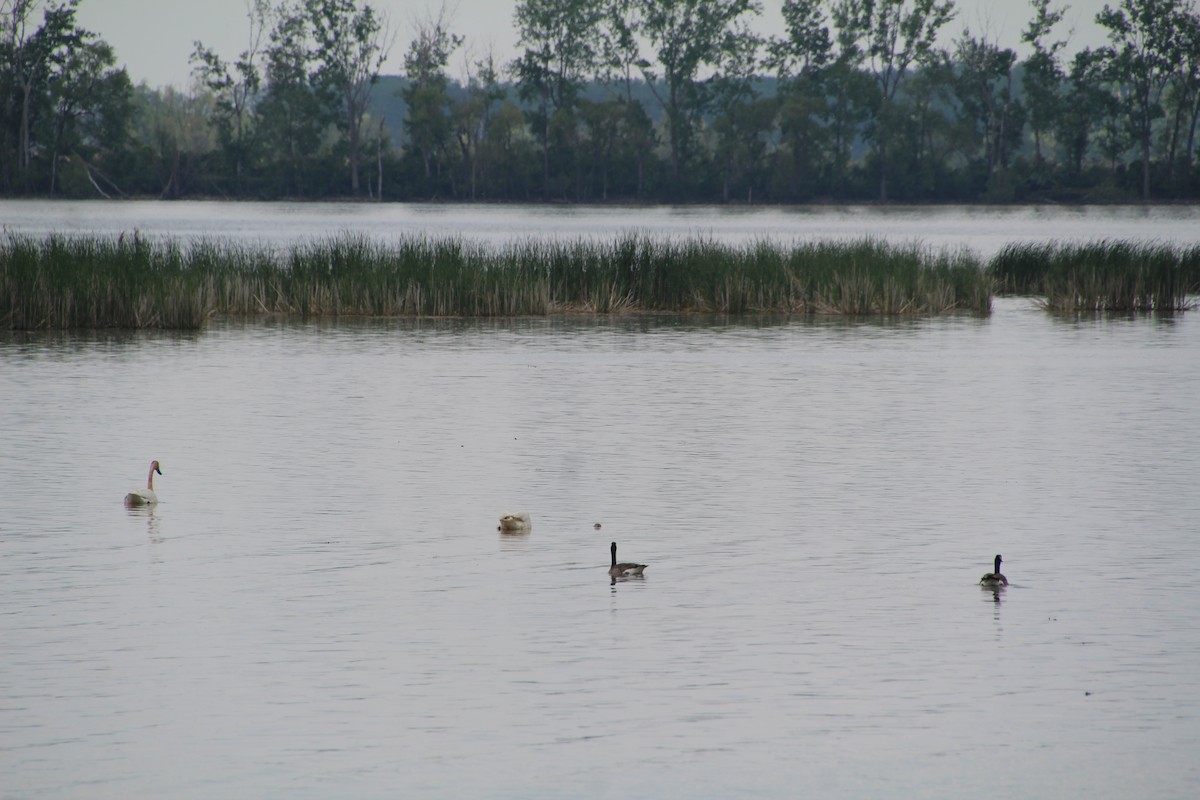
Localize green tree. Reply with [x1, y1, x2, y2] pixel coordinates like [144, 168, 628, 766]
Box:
[1162, 9, 1200, 191]
[512, 0, 606, 199]
[190, 0, 269, 190]
[824, 60, 876, 200]
[46, 36, 132, 196]
[578, 97, 623, 199]
[452, 50, 506, 200]
[1056, 49, 1102, 177]
[257, 4, 332, 196]
[833, 0, 955, 201]
[770, 0, 834, 198]
[133, 86, 217, 198]
[954, 31, 1021, 182]
[1020, 0, 1068, 166]
[478, 98, 538, 198]
[400, 6, 462, 196]
[577, 93, 656, 199]
[709, 29, 772, 202]
[1096, 0, 1187, 199]
[1, 0, 84, 190]
[631, 0, 762, 197]
[305, 0, 393, 195]
[901, 54, 958, 199]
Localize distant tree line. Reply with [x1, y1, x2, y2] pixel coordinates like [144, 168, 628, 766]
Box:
[3, 0, 1200, 203]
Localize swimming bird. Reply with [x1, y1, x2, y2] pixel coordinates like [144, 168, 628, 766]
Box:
[499, 512, 531, 532]
[979, 554, 1008, 587]
[608, 541, 647, 578]
[124, 460, 162, 507]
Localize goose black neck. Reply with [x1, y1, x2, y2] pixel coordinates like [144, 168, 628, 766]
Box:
[611, 542, 617, 566]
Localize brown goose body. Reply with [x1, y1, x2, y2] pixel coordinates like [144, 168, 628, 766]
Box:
[979, 554, 1008, 587]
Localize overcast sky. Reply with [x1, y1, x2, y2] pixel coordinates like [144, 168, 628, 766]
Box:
[76, 0, 1115, 89]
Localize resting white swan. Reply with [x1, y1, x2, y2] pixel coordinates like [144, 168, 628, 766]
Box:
[124, 460, 162, 507]
[608, 542, 647, 577]
[499, 512, 531, 532]
[979, 554, 1008, 587]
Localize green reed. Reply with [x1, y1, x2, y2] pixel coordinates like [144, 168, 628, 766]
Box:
[0, 233, 213, 329]
[989, 241, 1200, 312]
[3, 233, 993, 330]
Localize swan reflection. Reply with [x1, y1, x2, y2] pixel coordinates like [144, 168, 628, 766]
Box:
[126, 504, 162, 542]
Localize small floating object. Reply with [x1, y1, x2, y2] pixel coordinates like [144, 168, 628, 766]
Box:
[608, 541, 646, 578]
[124, 460, 162, 507]
[499, 512, 531, 532]
[979, 554, 1008, 588]
[593, 522, 602, 529]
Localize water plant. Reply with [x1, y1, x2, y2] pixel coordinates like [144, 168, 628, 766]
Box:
[989, 240, 1200, 312]
[4, 232, 997, 330]
[0, 233, 213, 329]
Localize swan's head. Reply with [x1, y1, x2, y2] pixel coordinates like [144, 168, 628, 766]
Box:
[151, 460, 162, 475]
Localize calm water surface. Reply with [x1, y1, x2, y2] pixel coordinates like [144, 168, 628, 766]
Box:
[4, 199, 1200, 258]
[3, 296, 1200, 798]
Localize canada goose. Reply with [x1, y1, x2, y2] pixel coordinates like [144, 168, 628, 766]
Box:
[979, 554, 1008, 587]
[499, 512, 531, 532]
[609, 542, 646, 578]
[124, 460, 162, 507]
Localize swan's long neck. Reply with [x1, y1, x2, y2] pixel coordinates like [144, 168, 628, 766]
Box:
[147, 465, 157, 491]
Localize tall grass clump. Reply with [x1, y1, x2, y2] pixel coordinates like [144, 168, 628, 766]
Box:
[1, 233, 214, 329]
[780, 239, 991, 315]
[505, 236, 990, 316]
[988, 241, 1198, 312]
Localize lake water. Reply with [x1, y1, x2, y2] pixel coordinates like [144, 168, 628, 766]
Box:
[3, 203, 1200, 799]
[4, 198, 1200, 258]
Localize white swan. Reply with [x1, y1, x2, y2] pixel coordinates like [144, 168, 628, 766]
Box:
[499, 512, 531, 532]
[124, 460, 162, 507]
[608, 541, 647, 578]
[979, 554, 1008, 587]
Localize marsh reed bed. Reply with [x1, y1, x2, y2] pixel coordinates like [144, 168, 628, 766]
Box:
[7, 233, 1197, 330]
[3, 233, 993, 330]
[989, 241, 1200, 312]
